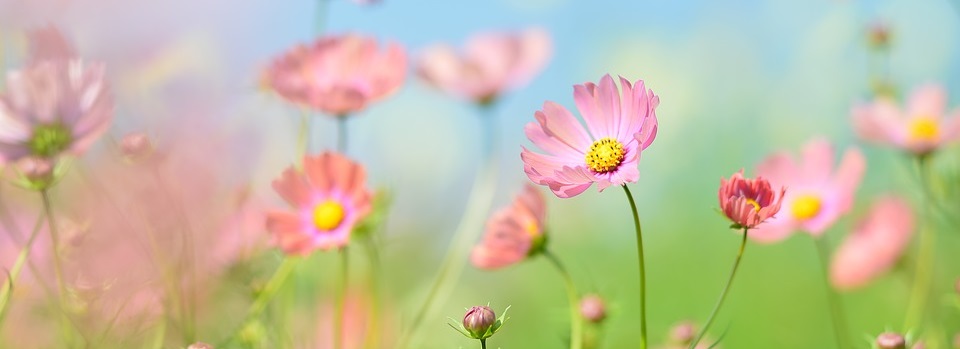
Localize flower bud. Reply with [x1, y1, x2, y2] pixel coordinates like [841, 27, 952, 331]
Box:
[954, 277, 960, 295]
[876, 332, 906, 349]
[670, 321, 696, 345]
[188, 343, 213, 349]
[120, 132, 153, 162]
[463, 305, 496, 338]
[953, 333, 960, 349]
[867, 21, 891, 50]
[579, 294, 606, 323]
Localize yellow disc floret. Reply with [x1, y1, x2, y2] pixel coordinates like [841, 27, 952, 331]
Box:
[791, 194, 822, 220]
[908, 117, 940, 141]
[745, 198, 761, 212]
[313, 200, 346, 231]
[585, 137, 625, 173]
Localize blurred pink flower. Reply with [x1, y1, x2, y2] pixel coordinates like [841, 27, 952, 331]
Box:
[263, 34, 407, 116]
[471, 184, 546, 269]
[266, 152, 373, 255]
[852, 84, 960, 155]
[718, 170, 784, 230]
[521, 74, 659, 198]
[26, 25, 77, 63]
[417, 27, 551, 104]
[313, 290, 394, 349]
[579, 294, 606, 323]
[751, 138, 865, 243]
[830, 196, 914, 290]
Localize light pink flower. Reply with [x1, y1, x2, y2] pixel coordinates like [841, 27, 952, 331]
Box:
[830, 196, 914, 290]
[751, 138, 866, 243]
[718, 170, 785, 229]
[471, 184, 546, 269]
[417, 28, 551, 104]
[521, 74, 659, 198]
[266, 152, 373, 255]
[852, 83, 960, 155]
[26, 25, 77, 63]
[263, 34, 407, 116]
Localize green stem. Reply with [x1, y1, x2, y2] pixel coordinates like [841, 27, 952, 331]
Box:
[814, 237, 851, 349]
[335, 248, 350, 349]
[689, 228, 748, 349]
[904, 155, 937, 333]
[480, 338, 487, 349]
[337, 116, 348, 154]
[150, 166, 197, 343]
[0, 211, 46, 320]
[621, 185, 647, 349]
[543, 250, 583, 349]
[362, 238, 381, 349]
[249, 258, 298, 318]
[40, 189, 74, 346]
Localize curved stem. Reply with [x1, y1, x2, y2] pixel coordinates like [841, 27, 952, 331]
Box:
[621, 185, 647, 349]
[904, 155, 937, 332]
[362, 238, 381, 349]
[335, 248, 350, 349]
[249, 258, 298, 320]
[40, 189, 74, 346]
[813, 237, 851, 349]
[543, 250, 583, 349]
[689, 228, 748, 349]
[0, 211, 46, 320]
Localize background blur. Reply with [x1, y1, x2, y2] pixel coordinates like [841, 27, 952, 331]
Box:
[3, 0, 960, 348]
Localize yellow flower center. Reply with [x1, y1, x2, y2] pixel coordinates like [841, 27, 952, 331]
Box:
[585, 137, 625, 173]
[791, 194, 822, 220]
[524, 220, 540, 238]
[745, 198, 761, 212]
[908, 117, 940, 141]
[313, 201, 346, 231]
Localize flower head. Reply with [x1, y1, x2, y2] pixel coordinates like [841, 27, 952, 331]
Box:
[263, 34, 407, 116]
[522, 74, 659, 198]
[876, 332, 907, 349]
[718, 170, 785, 230]
[417, 28, 551, 104]
[579, 294, 606, 323]
[450, 305, 510, 340]
[119, 131, 154, 162]
[751, 138, 865, 242]
[852, 83, 960, 155]
[471, 184, 546, 269]
[266, 152, 373, 255]
[830, 196, 913, 290]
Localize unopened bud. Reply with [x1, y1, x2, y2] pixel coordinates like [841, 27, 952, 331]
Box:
[876, 332, 906, 349]
[579, 294, 606, 323]
[188, 342, 213, 349]
[463, 305, 496, 338]
[867, 21, 891, 50]
[913, 340, 925, 349]
[670, 321, 696, 345]
[16, 157, 53, 179]
[120, 132, 153, 162]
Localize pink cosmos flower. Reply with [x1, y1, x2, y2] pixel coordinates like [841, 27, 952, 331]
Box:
[852, 84, 960, 155]
[521, 74, 659, 198]
[0, 30, 113, 164]
[266, 152, 373, 255]
[830, 196, 914, 290]
[417, 28, 551, 104]
[26, 25, 77, 63]
[751, 138, 866, 243]
[718, 171, 785, 229]
[263, 34, 407, 116]
[471, 184, 546, 269]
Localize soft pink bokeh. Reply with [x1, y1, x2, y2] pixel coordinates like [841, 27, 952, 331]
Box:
[751, 138, 865, 243]
[830, 195, 914, 290]
[718, 170, 784, 230]
[471, 184, 546, 269]
[522, 74, 659, 198]
[852, 83, 960, 155]
[417, 27, 551, 104]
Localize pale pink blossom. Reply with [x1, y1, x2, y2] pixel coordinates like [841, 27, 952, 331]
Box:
[263, 34, 407, 116]
[718, 170, 785, 229]
[26, 25, 77, 63]
[417, 28, 551, 104]
[522, 74, 659, 198]
[471, 184, 546, 269]
[751, 138, 865, 243]
[266, 152, 373, 255]
[830, 196, 914, 290]
[852, 84, 960, 155]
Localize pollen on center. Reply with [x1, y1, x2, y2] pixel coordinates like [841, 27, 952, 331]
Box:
[908, 117, 940, 141]
[585, 137, 625, 173]
[313, 200, 346, 231]
[791, 194, 822, 220]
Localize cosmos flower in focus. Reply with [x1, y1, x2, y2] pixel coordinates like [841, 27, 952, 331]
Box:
[521, 74, 659, 198]
[263, 34, 407, 116]
[852, 84, 960, 156]
[266, 152, 373, 255]
[751, 138, 865, 243]
[830, 196, 913, 290]
[471, 184, 546, 269]
[718, 170, 784, 230]
[417, 28, 551, 105]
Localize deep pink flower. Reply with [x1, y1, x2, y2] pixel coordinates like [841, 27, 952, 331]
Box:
[263, 34, 407, 116]
[852, 84, 960, 155]
[718, 171, 785, 229]
[417, 28, 551, 104]
[471, 184, 546, 269]
[266, 152, 373, 255]
[751, 138, 865, 243]
[830, 196, 914, 290]
[521, 74, 659, 198]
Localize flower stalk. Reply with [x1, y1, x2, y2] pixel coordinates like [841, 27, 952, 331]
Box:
[689, 228, 748, 349]
[543, 249, 583, 349]
[621, 185, 647, 349]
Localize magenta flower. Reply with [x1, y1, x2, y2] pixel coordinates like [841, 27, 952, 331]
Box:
[718, 171, 785, 229]
[417, 28, 551, 104]
[830, 196, 914, 290]
[751, 138, 866, 243]
[471, 184, 546, 269]
[263, 34, 407, 116]
[852, 84, 960, 155]
[521, 75, 659, 198]
[266, 152, 373, 255]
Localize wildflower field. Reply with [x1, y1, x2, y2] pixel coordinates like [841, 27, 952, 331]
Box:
[0, 0, 959, 348]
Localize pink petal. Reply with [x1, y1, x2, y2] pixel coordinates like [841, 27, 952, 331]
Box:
[748, 213, 795, 243]
[272, 166, 312, 207]
[800, 138, 835, 183]
[833, 147, 866, 212]
[907, 84, 946, 118]
[593, 74, 621, 139]
[831, 196, 914, 290]
[755, 152, 797, 188]
[535, 101, 592, 152]
[851, 100, 901, 145]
